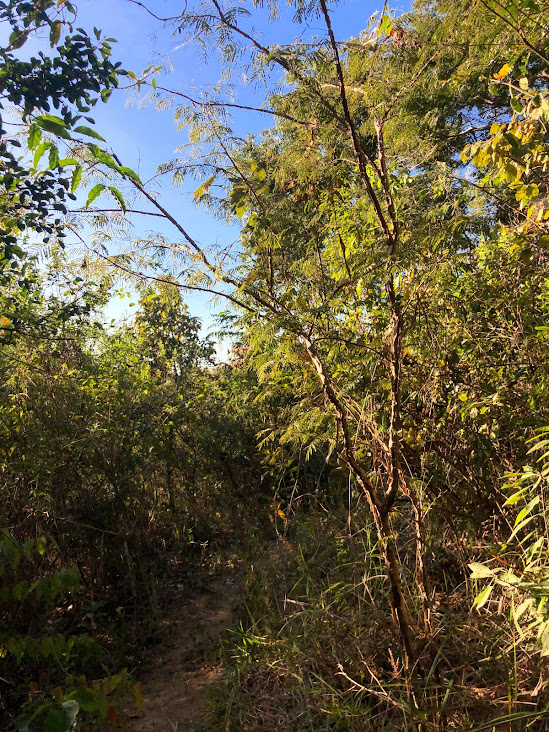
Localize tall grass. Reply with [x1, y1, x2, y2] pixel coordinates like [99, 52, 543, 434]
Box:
[208, 499, 549, 731]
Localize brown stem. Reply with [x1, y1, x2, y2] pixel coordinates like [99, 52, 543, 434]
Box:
[301, 335, 415, 667]
[318, 0, 391, 244]
[403, 481, 432, 633]
[380, 513, 416, 668]
[374, 118, 399, 249]
[383, 274, 403, 515]
[150, 83, 311, 126]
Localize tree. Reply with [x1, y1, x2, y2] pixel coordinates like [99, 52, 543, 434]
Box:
[0, 0, 130, 344]
[88, 0, 549, 706]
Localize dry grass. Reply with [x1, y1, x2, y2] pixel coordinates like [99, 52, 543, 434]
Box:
[207, 507, 549, 731]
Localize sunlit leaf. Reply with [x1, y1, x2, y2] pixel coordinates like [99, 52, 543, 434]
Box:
[493, 63, 510, 80]
[71, 165, 82, 193]
[474, 584, 493, 609]
[49, 21, 62, 47]
[74, 125, 105, 141]
[469, 562, 495, 579]
[27, 124, 42, 151]
[108, 186, 127, 212]
[85, 183, 106, 207]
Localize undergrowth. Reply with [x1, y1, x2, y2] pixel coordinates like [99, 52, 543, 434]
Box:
[209, 503, 549, 731]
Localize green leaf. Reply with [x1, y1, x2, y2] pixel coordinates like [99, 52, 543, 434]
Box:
[72, 688, 104, 714]
[40, 636, 53, 658]
[35, 116, 72, 140]
[28, 124, 42, 151]
[44, 708, 65, 732]
[504, 488, 528, 506]
[9, 30, 28, 50]
[500, 161, 520, 183]
[71, 165, 82, 193]
[74, 126, 105, 141]
[33, 142, 51, 168]
[540, 622, 549, 657]
[108, 186, 127, 212]
[48, 145, 60, 169]
[36, 536, 47, 557]
[474, 584, 493, 610]
[119, 166, 142, 185]
[510, 97, 523, 114]
[86, 184, 106, 207]
[86, 143, 119, 171]
[378, 15, 393, 38]
[514, 495, 540, 528]
[37, 115, 70, 127]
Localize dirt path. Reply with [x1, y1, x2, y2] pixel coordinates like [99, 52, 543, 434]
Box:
[126, 564, 243, 731]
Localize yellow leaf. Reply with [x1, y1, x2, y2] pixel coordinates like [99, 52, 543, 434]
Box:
[493, 63, 510, 81]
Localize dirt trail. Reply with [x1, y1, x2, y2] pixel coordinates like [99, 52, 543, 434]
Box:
[126, 565, 243, 731]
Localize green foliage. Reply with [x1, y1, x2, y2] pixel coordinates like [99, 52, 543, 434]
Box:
[152, 0, 549, 727]
[0, 0, 124, 258]
[4, 0, 549, 728]
[0, 528, 116, 730]
[0, 274, 266, 726]
[470, 429, 549, 657]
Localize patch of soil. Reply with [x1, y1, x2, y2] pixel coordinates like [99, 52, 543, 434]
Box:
[125, 564, 243, 731]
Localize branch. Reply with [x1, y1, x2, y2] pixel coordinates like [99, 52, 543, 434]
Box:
[93, 248, 256, 313]
[71, 208, 167, 218]
[151, 84, 311, 126]
[478, 0, 549, 65]
[127, 0, 182, 22]
[318, 0, 392, 246]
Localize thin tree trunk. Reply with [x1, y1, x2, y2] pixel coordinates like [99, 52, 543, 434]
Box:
[405, 482, 432, 634]
[166, 422, 175, 513]
[303, 336, 416, 668]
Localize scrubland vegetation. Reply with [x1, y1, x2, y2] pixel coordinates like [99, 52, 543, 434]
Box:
[3, 0, 549, 729]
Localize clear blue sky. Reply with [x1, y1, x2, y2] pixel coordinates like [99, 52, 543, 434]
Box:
[45, 1, 407, 339]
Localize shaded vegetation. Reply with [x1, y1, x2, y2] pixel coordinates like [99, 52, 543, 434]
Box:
[3, 0, 549, 729]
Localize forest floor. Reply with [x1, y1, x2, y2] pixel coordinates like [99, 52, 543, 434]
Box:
[126, 560, 244, 731]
